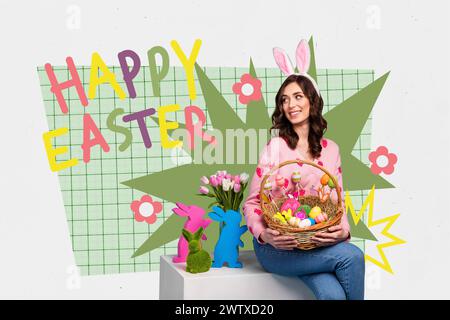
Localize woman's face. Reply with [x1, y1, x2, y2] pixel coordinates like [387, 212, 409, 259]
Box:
[281, 81, 310, 126]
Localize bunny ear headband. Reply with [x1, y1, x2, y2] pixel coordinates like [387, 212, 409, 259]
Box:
[273, 39, 321, 97]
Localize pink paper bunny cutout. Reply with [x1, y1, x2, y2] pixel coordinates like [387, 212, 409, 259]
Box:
[172, 202, 212, 263]
[273, 39, 321, 96]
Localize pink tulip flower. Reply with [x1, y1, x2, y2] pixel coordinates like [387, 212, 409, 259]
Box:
[199, 186, 209, 195]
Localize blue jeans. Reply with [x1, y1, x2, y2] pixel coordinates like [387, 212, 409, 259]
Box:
[253, 238, 365, 300]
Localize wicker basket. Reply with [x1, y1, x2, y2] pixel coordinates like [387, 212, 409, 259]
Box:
[259, 159, 343, 250]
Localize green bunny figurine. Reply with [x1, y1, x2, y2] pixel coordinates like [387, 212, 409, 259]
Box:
[181, 227, 212, 274]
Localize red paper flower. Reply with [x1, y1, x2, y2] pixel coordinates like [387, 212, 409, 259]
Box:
[369, 146, 398, 175]
[232, 73, 262, 104]
[130, 195, 163, 224]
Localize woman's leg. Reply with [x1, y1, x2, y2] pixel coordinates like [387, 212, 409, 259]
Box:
[299, 273, 346, 300]
[325, 242, 365, 300]
[253, 238, 365, 300]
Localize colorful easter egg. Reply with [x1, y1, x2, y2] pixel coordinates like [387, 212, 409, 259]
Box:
[315, 213, 327, 224]
[308, 218, 316, 226]
[320, 174, 329, 186]
[295, 209, 307, 220]
[263, 181, 272, 191]
[309, 206, 322, 219]
[275, 174, 285, 187]
[299, 219, 312, 228]
[280, 198, 301, 213]
[291, 171, 301, 183]
[299, 205, 311, 215]
[288, 217, 296, 226]
[327, 177, 336, 189]
[289, 217, 300, 227]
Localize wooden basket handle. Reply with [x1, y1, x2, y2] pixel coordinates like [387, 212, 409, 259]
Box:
[259, 159, 342, 206]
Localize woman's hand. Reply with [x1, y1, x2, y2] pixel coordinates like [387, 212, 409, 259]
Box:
[311, 225, 349, 247]
[259, 228, 298, 250]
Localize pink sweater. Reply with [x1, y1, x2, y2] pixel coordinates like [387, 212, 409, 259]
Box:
[243, 136, 350, 244]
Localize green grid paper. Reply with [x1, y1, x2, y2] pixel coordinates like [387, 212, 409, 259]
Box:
[37, 65, 374, 276]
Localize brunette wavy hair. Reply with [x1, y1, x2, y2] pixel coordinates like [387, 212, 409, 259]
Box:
[270, 74, 327, 159]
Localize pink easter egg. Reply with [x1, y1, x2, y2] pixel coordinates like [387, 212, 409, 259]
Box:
[315, 214, 325, 224]
[275, 174, 285, 187]
[280, 198, 301, 213]
[295, 209, 307, 220]
[315, 213, 329, 224]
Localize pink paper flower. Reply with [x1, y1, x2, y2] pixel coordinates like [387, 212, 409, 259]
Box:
[369, 146, 398, 175]
[232, 73, 262, 104]
[130, 195, 162, 224]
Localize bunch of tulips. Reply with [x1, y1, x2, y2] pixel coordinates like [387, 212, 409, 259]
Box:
[198, 170, 249, 212]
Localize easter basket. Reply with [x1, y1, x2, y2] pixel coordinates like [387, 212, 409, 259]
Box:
[260, 159, 343, 250]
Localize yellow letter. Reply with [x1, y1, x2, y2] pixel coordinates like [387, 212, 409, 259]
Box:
[43, 127, 79, 172]
[88, 52, 126, 100]
[170, 39, 202, 100]
[158, 104, 182, 149]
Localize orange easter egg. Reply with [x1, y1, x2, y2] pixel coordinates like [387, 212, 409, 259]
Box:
[320, 174, 329, 186]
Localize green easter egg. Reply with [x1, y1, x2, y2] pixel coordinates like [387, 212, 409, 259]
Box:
[299, 205, 311, 214]
[327, 177, 336, 189]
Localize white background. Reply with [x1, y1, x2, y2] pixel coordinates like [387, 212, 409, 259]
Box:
[0, 0, 448, 299]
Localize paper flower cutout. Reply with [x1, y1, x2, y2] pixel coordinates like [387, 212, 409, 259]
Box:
[369, 146, 398, 175]
[130, 195, 162, 224]
[232, 73, 262, 104]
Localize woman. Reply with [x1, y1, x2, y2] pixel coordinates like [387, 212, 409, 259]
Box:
[242, 74, 365, 300]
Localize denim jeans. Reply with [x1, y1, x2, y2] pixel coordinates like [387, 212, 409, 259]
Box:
[253, 237, 365, 300]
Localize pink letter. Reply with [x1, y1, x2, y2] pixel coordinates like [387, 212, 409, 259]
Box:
[184, 105, 215, 150]
[81, 113, 110, 163]
[44, 57, 88, 114]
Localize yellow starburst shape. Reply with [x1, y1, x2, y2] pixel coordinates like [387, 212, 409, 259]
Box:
[345, 185, 406, 274]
